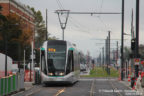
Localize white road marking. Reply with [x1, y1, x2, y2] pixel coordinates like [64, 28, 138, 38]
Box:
[79, 78, 117, 81]
[54, 88, 65, 96]
[90, 80, 95, 96]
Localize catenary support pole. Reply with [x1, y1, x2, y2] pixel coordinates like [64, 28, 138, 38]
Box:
[108, 31, 111, 75]
[24, 50, 25, 75]
[121, 0, 125, 81]
[135, 0, 140, 78]
[46, 9, 48, 40]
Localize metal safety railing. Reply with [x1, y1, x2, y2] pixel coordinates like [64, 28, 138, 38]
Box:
[0, 72, 24, 96]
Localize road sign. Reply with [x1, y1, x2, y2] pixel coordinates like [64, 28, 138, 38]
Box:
[134, 58, 140, 65]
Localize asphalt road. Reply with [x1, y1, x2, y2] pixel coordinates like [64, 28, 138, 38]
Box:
[13, 78, 141, 96]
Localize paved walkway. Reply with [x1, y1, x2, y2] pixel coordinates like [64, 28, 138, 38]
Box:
[24, 82, 34, 90]
[120, 78, 144, 96]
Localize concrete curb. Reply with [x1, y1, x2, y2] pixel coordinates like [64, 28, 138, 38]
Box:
[119, 79, 144, 96]
[11, 82, 34, 96]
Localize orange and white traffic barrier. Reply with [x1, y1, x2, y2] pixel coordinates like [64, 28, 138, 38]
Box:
[24, 70, 34, 82]
[131, 77, 137, 90]
[135, 73, 143, 93]
[132, 79, 137, 90]
[132, 86, 135, 90]
[128, 74, 131, 82]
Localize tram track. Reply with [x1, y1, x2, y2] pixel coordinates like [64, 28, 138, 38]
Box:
[24, 85, 66, 96]
[108, 79, 123, 96]
[12, 77, 133, 96]
[90, 79, 95, 96]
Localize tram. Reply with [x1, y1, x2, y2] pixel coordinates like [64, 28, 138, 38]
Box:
[40, 40, 80, 84]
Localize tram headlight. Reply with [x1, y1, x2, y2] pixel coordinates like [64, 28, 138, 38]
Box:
[48, 73, 53, 76]
[59, 72, 64, 76]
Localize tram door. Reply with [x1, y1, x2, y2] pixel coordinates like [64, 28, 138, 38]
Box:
[40, 50, 47, 75]
[66, 50, 74, 74]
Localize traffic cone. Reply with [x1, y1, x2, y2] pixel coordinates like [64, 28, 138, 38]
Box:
[132, 86, 135, 90]
[132, 78, 137, 90]
[128, 74, 131, 82]
[134, 81, 137, 86]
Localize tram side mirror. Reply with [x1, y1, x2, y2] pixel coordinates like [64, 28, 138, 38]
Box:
[41, 50, 45, 55]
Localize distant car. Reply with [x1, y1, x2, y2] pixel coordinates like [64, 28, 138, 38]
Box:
[80, 64, 87, 71]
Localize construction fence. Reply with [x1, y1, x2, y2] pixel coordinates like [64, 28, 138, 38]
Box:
[0, 71, 24, 96]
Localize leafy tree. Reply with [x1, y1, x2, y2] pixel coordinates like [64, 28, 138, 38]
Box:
[0, 13, 32, 61]
[29, 7, 58, 48]
[30, 7, 47, 48]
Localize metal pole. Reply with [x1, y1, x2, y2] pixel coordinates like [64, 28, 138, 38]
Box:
[108, 31, 111, 75]
[30, 61, 32, 81]
[5, 34, 7, 76]
[103, 47, 104, 68]
[121, 0, 125, 80]
[62, 29, 64, 40]
[135, 0, 140, 78]
[105, 39, 107, 71]
[106, 37, 108, 73]
[116, 41, 119, 70]
[40, 48, 41, 72]
[46, 9, 48, 40]
[24, 50, 25, 74]
[105, 39, 106, 66]
[31, 41, 34, 82]
[100, 53, 101, 66]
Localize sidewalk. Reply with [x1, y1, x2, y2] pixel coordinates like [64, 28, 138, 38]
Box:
[24, 82, 34, 90]
[11, 82, 34, 96]
[119, 79, 132, 89]
[120, 78, 144, 96]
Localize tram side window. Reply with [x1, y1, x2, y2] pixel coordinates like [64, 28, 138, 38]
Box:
[41, 51, 47, 74]
[66, 50, 74, 74]
[73, 51, 78, 70]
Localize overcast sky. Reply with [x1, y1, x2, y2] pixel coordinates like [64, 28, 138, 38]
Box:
[19, 0, 144, 58]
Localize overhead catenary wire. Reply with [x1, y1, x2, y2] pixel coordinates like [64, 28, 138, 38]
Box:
[55, 0, 93, 34]
[99, 0, 104, 17]
[97, 0, 111, 32]
[95, 0, 99, 12]
[68, 17, 92, 34]
[55, 0, 122, 41]
[56, 0, 64, 10]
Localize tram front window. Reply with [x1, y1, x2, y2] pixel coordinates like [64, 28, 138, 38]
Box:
[48, 45, 66, 76]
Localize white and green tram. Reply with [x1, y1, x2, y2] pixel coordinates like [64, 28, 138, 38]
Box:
[40, 40, 80, 84]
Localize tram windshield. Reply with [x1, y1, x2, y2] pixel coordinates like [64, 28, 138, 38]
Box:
[47, 44, 66, 72]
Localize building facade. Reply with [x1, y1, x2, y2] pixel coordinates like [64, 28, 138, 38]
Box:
[0, 0, 34, 39]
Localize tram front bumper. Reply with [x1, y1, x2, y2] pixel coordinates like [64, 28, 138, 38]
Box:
[41, 72, 76, 83]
